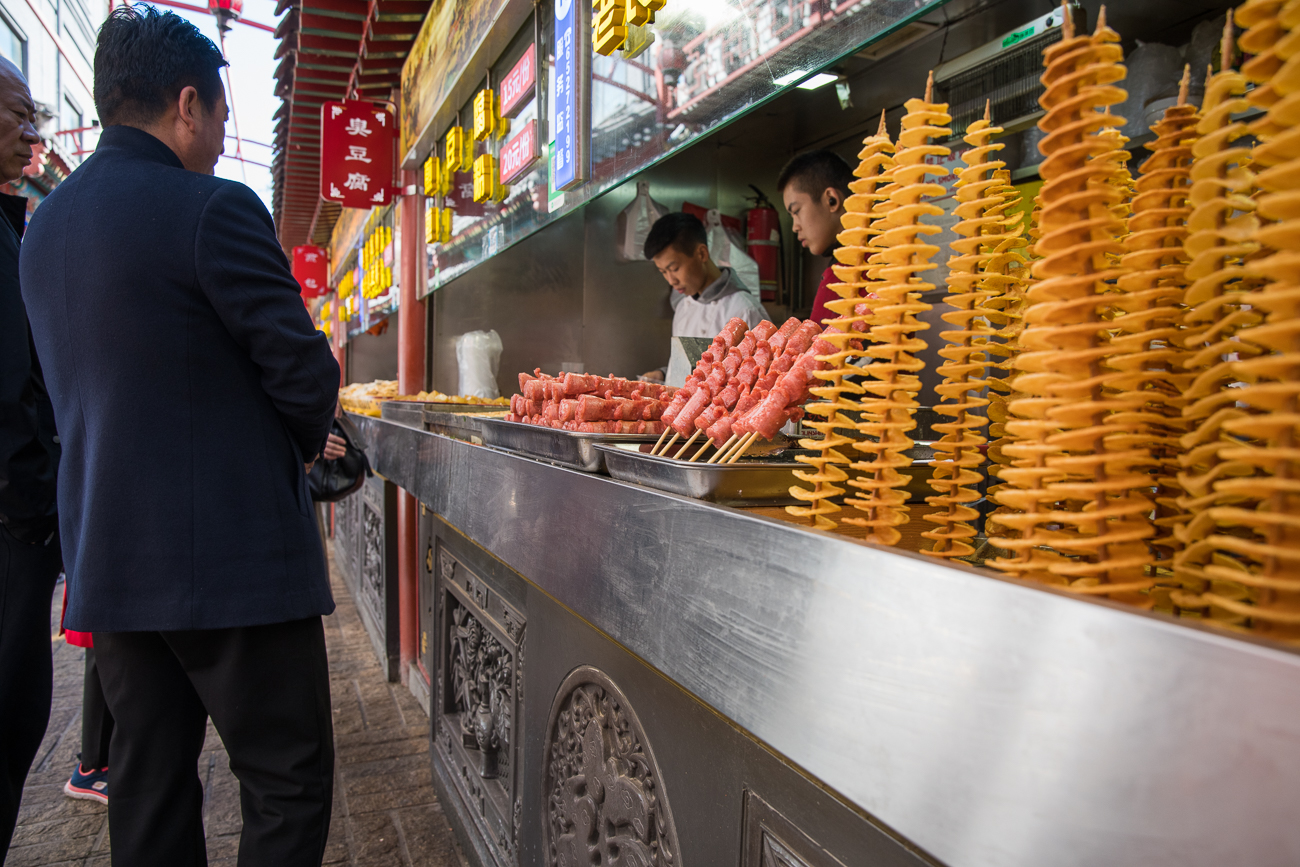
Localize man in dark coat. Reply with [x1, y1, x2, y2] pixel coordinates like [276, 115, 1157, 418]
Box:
[0, 56, 60, 861]
[20, 9, 340, 866]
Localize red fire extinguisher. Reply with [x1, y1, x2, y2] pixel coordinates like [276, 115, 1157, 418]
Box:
[745, 185, 780, 302]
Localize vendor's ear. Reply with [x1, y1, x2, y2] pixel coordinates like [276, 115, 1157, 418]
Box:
[822, 187, 843, 213]
[693, 242, 711, 264]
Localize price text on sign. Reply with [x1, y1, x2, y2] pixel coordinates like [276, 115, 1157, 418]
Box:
[320, 100, 395, 209]
[292, 245, 329, 297]
[553, 0, 589, 190]
[499, 119, 539, 185]
[499, 43, 536, 118]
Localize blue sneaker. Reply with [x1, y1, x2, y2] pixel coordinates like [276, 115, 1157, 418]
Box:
[64, 763, 108, 804]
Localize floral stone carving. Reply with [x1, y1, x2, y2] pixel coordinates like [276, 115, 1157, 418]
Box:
[544, 667, 680, 867]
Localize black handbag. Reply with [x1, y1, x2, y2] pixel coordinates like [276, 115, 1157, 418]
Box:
[308, 415, 372, 502]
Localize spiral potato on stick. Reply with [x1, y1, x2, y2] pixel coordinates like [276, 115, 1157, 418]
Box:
[840, 75, 946, 545]
[1171, 22, 1265, 624]
[990, 9, 1157, 599]
[922, 105, 1008, 559]
[1109, 67, 1200, 589]
[979, 174, 1031, 547]
[788, 117, 895, 527]
[1171, 0, 1300, 639]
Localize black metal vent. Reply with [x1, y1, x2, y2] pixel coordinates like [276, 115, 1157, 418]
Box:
[937, 27, 1064, 138]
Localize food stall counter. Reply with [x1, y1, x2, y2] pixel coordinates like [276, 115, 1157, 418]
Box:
[354, 413, 1300, 867]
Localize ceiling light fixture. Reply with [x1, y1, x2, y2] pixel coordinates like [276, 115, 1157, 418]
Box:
[796, 72, 839, 90]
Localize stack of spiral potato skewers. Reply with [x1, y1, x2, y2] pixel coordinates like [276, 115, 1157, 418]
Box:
[841, 76, 948, 545]
[788, 116, 895, 528]
[922, 104, 1005, 559]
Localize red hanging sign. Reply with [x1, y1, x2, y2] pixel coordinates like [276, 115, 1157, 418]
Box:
[320, 100, 396, 209]
[499, 119, 539, 185]
[499, 43, 536, 118]
[292, 245, 329, 297]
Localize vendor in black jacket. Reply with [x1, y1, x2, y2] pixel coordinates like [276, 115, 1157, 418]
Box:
[20, 8, 340, 865]
[0, 55, 60, 861]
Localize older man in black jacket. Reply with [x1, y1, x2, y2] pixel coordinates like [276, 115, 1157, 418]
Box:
[0, 56, 60, 861]
[21, 9, 340, 866]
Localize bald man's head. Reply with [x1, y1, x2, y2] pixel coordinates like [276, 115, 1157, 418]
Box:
[0, 60, 38, 184]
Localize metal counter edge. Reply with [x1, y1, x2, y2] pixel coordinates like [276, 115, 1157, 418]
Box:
[353, 414, 1300, 867]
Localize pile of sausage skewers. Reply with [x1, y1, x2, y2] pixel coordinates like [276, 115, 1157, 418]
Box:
[649, 316, 838, 463]
[508, 372, 676, 433]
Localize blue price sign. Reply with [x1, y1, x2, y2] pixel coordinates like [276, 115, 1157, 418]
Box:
[552, 0, 589, 191]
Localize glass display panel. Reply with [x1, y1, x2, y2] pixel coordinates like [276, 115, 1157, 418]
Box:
[423, 0, 949, 297]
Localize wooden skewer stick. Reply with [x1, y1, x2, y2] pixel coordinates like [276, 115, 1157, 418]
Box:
[722, 431, 754, 465]
[654, 431, 680, 456]
[706, 434, 738, 464]
[721, 431, 753, 463]
[674, 430, 702, 459]
[687, 440, 714, 463]
[650, 427, 670, 455]
[726, 432, 761, 464]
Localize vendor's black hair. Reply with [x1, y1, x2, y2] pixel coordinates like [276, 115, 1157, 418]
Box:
[644, 212, 709, 260]
[776, 150, 854, 206]
[94, 6, 228, 126]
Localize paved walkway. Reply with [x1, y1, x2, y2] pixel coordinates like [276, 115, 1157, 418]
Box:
[7, 555, 466, 867]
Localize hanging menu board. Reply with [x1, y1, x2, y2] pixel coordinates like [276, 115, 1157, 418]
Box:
[553, 0, 590, 191]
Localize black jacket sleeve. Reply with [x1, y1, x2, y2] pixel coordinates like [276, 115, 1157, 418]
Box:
[0, 269, 58, 540]
[194, 183, 340, 460]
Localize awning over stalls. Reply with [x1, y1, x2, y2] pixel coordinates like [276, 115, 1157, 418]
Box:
[271, 0, 430, 254]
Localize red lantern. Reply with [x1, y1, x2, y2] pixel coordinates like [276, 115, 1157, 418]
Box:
[209, 0, 242, 33]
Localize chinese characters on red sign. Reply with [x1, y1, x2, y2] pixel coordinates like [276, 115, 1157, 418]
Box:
[320, 100, 395, 209]
[499, 119, 539, 185]
[292, 245, 329, 297]
[499, 43, 536, 117]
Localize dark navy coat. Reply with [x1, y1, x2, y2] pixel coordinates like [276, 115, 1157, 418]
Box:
[0, 193, 58, 545]
[21, 125, 339, 632]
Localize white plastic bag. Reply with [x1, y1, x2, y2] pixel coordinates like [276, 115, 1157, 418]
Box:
[616, 181, 668, 261]
[455, 329, 503, 399]
[704, 209, 761, 299]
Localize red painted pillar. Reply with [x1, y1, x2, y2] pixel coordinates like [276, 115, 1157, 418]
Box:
[332, 292, 346, 385]
[396, 168, 426, 687]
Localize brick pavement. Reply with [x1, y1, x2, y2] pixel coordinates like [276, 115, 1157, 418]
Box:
[6, 555, 466, 867]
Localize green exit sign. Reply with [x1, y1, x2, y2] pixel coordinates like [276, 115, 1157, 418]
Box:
[1002, 25, 1037, 47]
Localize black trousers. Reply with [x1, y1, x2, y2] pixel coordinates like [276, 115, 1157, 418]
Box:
[0, 522, 60, 863]
[95, 617, 334, 867]
[80, 648, 113, 770]
[0, 524, 60, 861]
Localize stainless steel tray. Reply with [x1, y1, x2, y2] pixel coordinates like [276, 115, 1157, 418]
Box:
[478, 417, 659, 473]
[423, 410, 506, 443]
[380, 400, 503, 428]
[597, 442, 939, 506]
[595, 443, 801, 505]
[379, 400, 425, 428]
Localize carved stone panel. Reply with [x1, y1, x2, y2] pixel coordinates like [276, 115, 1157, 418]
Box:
[332, 489, 361, 581]
[434, 543, 524, 867]
[358, 479, 386, 633]
[742, 791, 847, 867]
[543, 666, 681, 867]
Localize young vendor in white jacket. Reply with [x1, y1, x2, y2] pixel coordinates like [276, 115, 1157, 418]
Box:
[640, 212, 767, 386]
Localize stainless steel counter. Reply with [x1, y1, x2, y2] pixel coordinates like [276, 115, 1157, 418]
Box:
[357, 415, 1300, 867]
